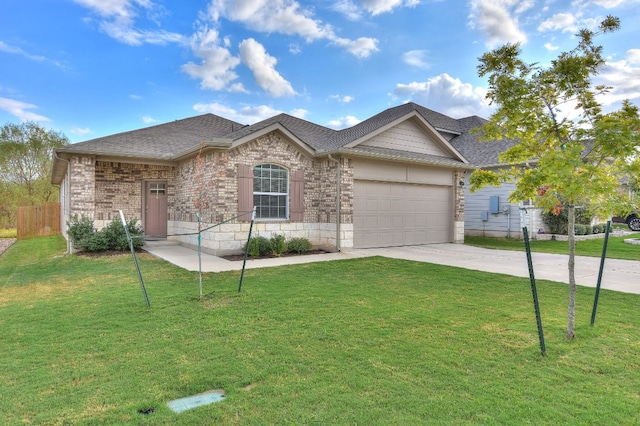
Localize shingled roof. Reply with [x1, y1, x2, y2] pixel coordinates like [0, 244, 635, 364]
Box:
[56, 114, 245, 160]
[53, 102, 514, 180]
[448, 116, 517, 167]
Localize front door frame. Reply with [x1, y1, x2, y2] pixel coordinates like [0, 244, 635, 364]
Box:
[143, 180, 168, 238]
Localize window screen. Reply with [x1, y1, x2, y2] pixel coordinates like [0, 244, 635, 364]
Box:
[253, 164, 288, 219]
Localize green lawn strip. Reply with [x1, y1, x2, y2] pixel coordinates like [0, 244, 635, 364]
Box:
[465, 234, 640, 260]
[1, 236, 640, 424]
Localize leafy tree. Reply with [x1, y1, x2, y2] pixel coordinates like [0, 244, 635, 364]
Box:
[0, 122, 69, 227]
[470, 16, 640, 339]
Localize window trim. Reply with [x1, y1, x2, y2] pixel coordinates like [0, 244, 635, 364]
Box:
[253, 164, 289, 220]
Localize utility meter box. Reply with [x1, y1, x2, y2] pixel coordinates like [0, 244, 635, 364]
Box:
[489, 196, 500, 214]
[481, 210, 489, 221]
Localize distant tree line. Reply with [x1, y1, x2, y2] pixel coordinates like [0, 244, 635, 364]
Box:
[0, 122, 69, 228]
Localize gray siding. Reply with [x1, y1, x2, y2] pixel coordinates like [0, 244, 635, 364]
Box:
[464, 177, 545, 238]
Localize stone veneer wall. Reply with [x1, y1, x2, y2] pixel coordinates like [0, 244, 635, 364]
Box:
[169, 132, 353, 255]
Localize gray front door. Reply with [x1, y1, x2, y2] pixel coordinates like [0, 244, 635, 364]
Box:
[145, 181, 167, 237]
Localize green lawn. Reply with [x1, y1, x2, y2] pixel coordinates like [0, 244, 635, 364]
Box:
[2, 236, 640, 424]
[465, 233, 640, 261]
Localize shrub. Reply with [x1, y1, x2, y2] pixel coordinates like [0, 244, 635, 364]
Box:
[246, 236, 270, 257]
[67, 215, 96, 251]
[102, 217, 144, 251]
[66, 215, 145, 252]
[287, 237, 313, 254]
[575, 224, 589, 235]
[269, 234, 288, 257]
[84, 231, 109, 252]
[542, 206, 593, 235]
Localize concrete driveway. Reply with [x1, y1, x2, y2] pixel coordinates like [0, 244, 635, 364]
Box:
[143, 241, 640, 295]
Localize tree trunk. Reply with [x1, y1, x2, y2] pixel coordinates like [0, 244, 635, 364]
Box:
[566, 205, 576, 339]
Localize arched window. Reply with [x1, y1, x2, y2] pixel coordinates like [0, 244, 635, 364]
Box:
[253, 164, 288, 219]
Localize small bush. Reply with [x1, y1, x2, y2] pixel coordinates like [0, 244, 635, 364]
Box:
[270, 234, 288, 257]
[102, 217, 144, 251]
[287, 237, 312, 254]
[246, 236, 270, 257]
[85, 231, 110, 252]
[542, 206, 593, 235]
[66, 215, 145, 252]
[67, 215, 96, 251]
[575, 224, 589, 235]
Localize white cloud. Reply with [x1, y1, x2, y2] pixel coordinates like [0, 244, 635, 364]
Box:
[590, 0, 634, 8]
[0, 97, 50, 122]
[0, 41, 67, 69]
[193, 102, 308, 124]
[468, 0, 528, 48]
[181, 27, 244, 92]
[392, 73, 493, 118]
[544, 42, 559, 51]
[402, 50, 430, 69]
[332, 0, 363, 20]
[328, 94, 355, 103]
[142, 115, 157, 123]
[239, 38, 297, 97]
[333, 0, 420, 19]
[72, 0, 184, 46]
[359, 0, 421, 15]
[627, 49, 640, 64]
[207, 0, 378, 58]
[331, 36, 379, 58]
[70, 127, 92, 136]
[597, 50, 640, 106]
[327, 115, 361, 129]
[538, 13, 577, 33]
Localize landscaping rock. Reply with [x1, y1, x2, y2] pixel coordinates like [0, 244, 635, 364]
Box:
[0, 238, 16, 256]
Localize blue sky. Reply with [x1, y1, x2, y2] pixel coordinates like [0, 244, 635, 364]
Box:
[1, 0, 640, 143]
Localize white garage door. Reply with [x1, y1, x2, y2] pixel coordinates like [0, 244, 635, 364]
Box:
[354, 180, 452, 248]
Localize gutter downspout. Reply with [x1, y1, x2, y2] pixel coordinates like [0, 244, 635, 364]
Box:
[54, 152, 72, 254]
[327, 154, 341, 252]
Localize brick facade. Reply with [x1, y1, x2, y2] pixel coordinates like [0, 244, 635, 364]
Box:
[63, 131, 465, 254]
[168, 132, 351, 254]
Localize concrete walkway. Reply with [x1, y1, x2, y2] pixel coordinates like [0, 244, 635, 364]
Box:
[143, 240, 640, 295]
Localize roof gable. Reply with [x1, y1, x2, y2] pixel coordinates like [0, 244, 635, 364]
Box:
[358, 118, 452, 157]
[341, 110, 468, 164]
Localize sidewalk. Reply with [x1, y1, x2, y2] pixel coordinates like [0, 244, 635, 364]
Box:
[142, 240, 640, 295]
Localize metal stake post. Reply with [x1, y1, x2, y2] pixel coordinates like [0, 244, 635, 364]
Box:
[119, 210, 150, 307]
[520, 204, 545, 355]
[591, 220, 611, 325]
[196, 212, 203, 300]
[238, 208, 256, 293]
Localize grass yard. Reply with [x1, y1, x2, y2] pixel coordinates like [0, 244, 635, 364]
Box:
[2, 236, 640, 424]
[465, 233, 640, 261]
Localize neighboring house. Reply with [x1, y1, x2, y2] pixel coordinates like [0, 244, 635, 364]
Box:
[52, 102, 482, 255]
[451, 116, 545, 238]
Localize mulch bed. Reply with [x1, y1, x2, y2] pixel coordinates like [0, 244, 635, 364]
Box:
[221, 249, 329, 261]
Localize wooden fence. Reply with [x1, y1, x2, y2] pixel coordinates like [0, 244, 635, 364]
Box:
[17, 203, 61, 240]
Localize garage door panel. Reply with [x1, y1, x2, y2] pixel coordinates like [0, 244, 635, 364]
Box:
[354, 180, 452, 248]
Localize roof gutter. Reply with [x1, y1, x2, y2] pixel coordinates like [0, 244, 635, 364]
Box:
[322, 148, 475, 170]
